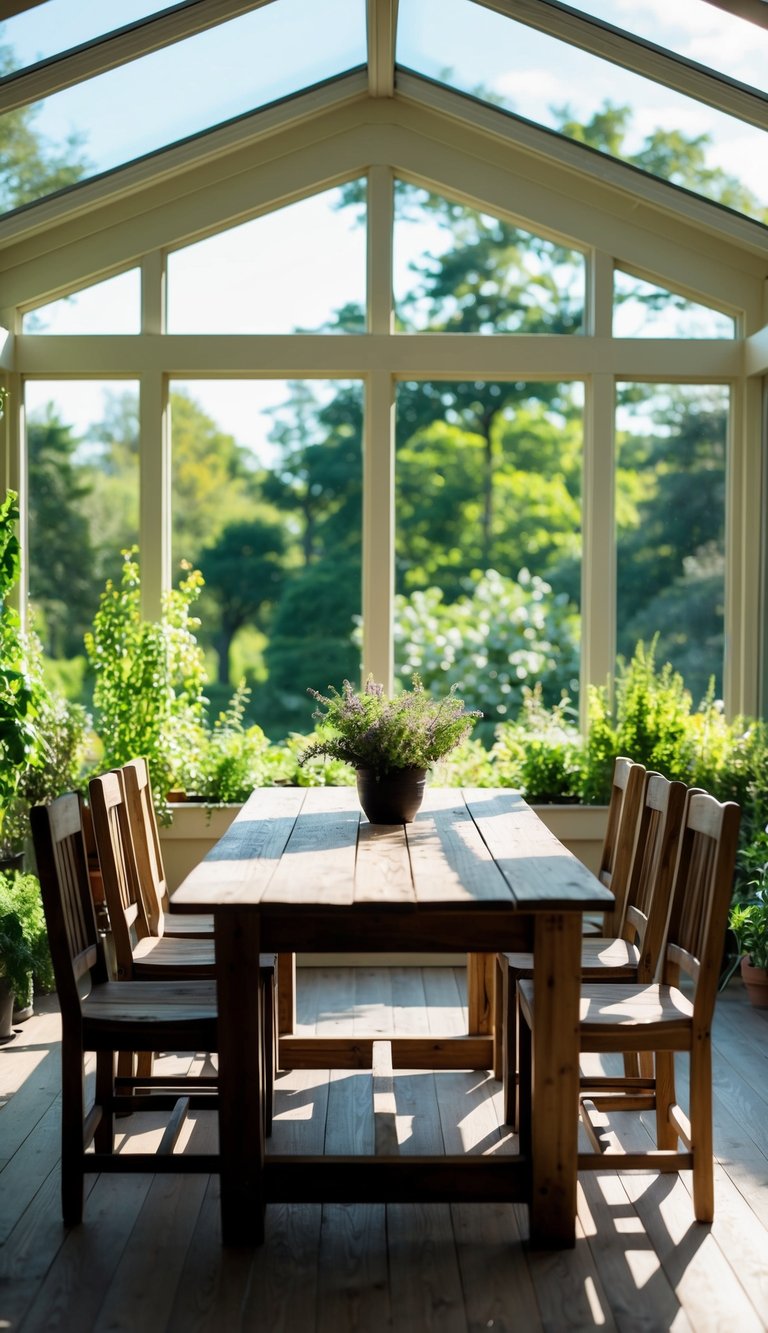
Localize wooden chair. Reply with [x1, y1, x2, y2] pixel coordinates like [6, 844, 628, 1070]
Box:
[517, 789, 741, 1223]
[593, 756, 649, 935]
[495, 770, 687, 1128]
[89, 768, 275, 1130]
[120, 757, 279, 1092]
[30, 793, 225, 1226]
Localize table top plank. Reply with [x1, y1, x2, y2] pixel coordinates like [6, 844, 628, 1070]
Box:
[261, 786, 361, 906]
[355, 823, 415, 904]
[171, 785, 307, 909]
[463, 789, 614, 910]
[405, 788, 514, 905]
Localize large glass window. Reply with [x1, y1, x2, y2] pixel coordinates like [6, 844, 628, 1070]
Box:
[167, 184, 366, 335]
[613, 270, 735, 339]
[394, 181, 585, 334]
[21, 269, 141, 334]
[170, 378, 362, 738]
[616, 382, 727, 702]
[398, 0, 768, 223]
[394, 379, 583, 734]
[24, 380, 140, 692]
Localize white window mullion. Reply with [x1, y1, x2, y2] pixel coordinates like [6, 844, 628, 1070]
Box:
[581, 371, 616, 724]
[139, 252, 169, 620]
[726, 375, 763, 716]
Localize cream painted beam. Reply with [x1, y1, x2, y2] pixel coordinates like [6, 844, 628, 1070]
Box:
[363, 372, 395, 690]
[0, 1, 273, 115]
[0, 74, 369, 253]
[368, 166, 394, 334]
[2, 95, 765, 320]
[746, 327, 768, 375]
[367, 0, 398, 98]
[581, 373, 615, 720]
[588, 250, 613, 339]
[725, 376, 764, 716]
[140, 373, 169, 618]
[475, 0, 768, 129]
[13, 333, 744, 379]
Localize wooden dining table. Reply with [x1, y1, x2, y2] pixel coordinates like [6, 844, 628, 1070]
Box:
[172, 784, 613, 1248]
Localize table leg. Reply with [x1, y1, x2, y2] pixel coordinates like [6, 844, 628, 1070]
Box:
[467, 952, 494, 1035]
[277, 952, 296, 1037]
[529, 911, 582, 1248]
[214, 908, 265, 1245]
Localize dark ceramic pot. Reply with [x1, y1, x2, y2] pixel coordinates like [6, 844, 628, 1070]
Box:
[356, 767, 427, 825]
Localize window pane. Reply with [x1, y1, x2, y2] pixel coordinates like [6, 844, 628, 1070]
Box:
[170, 378, 362, 739]
[394, 379, 582, 735]
[568, 1, 768, 96]
[25, 380, 139, 691]
[394, 180, 584, 334]
[0, 0, 366, 214]
[167, 183, 366, 334]
[613, 270, 735, 338]
[398, 0, 768, 224]
[616, 383, 727, 701]
[22, 269, 141, 333]
[2, 2, 165, 70]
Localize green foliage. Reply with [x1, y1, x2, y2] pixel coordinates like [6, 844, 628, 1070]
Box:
[0, 492, 40, 842]
[0, 871, 53, 1005]
[85, 550, 208, 816]
[299, 676, 481, 778]
[394, 569, 580, 739]
[729, 887, 768, 971]
[490, 688, 582, 803]
[177, 682, 273, 803]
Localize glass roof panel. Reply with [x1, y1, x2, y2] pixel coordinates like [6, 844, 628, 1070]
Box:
[1, 2, 166, 71]
[569, 1, 768, 95]
[398, 0, 768, 225]
[0, 0, 365, 215]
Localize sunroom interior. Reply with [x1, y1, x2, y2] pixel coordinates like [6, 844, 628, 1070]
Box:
[1, 0, 767, 737]
[2, 5, 768, 1327]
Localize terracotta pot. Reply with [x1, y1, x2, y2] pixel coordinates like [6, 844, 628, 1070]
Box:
[740, 956, 768, 1008]
[356, 767, 427, 825]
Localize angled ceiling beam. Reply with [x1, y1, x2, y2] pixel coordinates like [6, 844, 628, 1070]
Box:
[367, 0, 398, 97]
[473, 0, 768, 130]
[0, 0, 276, 115]
[702, 0, 768, 28]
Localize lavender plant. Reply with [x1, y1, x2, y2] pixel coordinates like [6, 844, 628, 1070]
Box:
[299, 675, 481, 778]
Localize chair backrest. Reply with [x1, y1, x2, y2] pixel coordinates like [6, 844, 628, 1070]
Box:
[661, 789, 741, 1018]
[121, 757, 169, 936]
[598, 757, 647, 934]
[88, 769, 151, 980]
[30, 793, 107, 1021]
[620, 772, 688, 979]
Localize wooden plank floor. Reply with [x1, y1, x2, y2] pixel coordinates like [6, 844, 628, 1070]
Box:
[1, 968, 766, 1332]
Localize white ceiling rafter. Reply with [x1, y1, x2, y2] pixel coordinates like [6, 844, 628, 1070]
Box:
[367, 0, 398, 97]
[0, 0, 276, 116]
[473, 0, 768, 130]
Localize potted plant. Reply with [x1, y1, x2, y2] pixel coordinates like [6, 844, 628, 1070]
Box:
[299, 675, 481, 823]
[0, 870, 53, 1035]
[729, 885, 768, 1008]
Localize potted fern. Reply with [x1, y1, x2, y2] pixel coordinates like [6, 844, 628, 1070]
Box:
[299, 675, 480, 823]
[729, 886, 768, 1008]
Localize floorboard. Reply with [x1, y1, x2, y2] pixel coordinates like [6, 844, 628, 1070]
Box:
[0, 968, 766, 1332]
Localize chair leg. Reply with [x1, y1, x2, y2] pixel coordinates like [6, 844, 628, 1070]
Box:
[689, 1043, 715, 1223]
[492, 955, 504, 1081]
[60, 1035, 86, 1226]
[654, 1050, 678, 1151]
[501, 964, 520, 1129]
[518, 1006, 532, 1156]
[94, 1049, 115, 1153]
[262, 971, 275, 1138]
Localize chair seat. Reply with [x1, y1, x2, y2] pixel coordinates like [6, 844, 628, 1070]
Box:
[504, 936, 640, 980]
[82, 979, 218, 1044]
[132, 935, 217, 977]
[162, 907, 215, 938]
[519, 979, 694, 1044]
